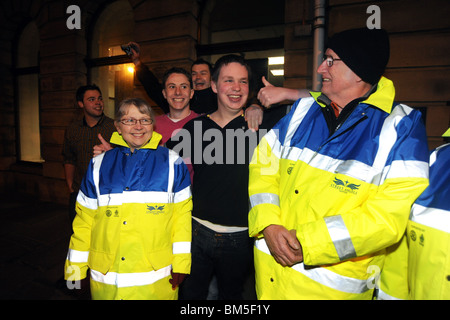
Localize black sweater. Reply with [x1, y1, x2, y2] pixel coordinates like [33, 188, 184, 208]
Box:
[166, 110, 285, 227]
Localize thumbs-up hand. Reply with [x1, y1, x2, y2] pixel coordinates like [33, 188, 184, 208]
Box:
[257, 76, 278, 108]
[258, 76, 310, 107]
[261, 75, 273, 88]
[93, 133, 113, 157]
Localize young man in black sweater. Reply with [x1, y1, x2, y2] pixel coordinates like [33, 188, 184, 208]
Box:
[166, 54, 285, 300]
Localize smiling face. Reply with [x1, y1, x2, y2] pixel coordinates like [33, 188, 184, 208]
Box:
[78, 89, 104, 119]
[115, 104, 153, 152]
[211, 62, 249, 113]
[191, 63, 211, 90]
[162, 72, 194, 112]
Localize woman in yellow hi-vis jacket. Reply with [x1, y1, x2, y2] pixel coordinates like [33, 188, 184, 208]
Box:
[248, 28, 429, 300]
[64, 98, 192, 300]
[378, 130, 450, 300]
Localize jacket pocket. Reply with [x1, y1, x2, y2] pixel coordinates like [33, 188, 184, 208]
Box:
[145, 246, 172, 271]
[88, 250, 115, 274]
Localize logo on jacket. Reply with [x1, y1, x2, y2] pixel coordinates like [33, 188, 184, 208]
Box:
[105, 209, 119, 217]
[330, 177, 360, 195]
[410, 228, 425, 246]
[146, 205, 166, 215]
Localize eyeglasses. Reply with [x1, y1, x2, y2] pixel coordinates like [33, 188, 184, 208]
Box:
[120, 118, 153, 126]
[323, 55, 342, 67]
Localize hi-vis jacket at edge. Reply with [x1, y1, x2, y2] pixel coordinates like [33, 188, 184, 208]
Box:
[64, 131, 192, 300]
[378, 143, 450, 300]
[248, 77, 430, 299]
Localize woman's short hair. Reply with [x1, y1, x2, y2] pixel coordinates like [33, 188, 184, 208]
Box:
[115, 98, 154, 123]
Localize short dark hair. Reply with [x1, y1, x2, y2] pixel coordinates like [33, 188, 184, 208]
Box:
[76, 84, 102, 102]
[191, 58, 213, 74]
[162, 67, 193, 89]
[211, 54, 251, 84]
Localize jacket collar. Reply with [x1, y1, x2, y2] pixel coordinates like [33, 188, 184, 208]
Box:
[109, 131, 162, 150]
[311, 76, 395, 114]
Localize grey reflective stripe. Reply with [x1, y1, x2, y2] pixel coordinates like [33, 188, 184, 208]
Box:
[324, 215, 357, 261]
[76, 191, 98, 210]
[284, 98, 313, 146]
[255, 239, 369, 294]
[173, 241, 191, 254]
[291, 261, 369, 295]
[66, 249, 89, 263]
[277, 103, 426, 186]
[249, 193, 280, 208]
[167, 150, 178, 203]
[92, 152, 105, 200]
[76, 153, 106, 210]
[174, 185, 192, 203]
[90, 265, 172, 288]
[429, 148, 437, 166]
[371, 104, 411, 184]
[410, 204, 450, 234]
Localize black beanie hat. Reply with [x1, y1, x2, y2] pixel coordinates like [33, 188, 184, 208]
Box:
[327, 28, 390, 85]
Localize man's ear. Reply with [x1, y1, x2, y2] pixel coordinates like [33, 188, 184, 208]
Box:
[77, 101, 84, 109]
[211, 81, 218, 94]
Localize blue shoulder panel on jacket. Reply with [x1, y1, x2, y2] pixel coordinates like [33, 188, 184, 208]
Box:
[415, 144, 450, 211]
[97, 147, 173, 195]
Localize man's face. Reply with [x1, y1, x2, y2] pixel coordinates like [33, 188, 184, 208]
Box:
[317, 49, 362, 105]
[79, 89, 104, 118]
[191, 63, 211, 91]
[211, 62, 249, 112]
[162, 72, 194, 111]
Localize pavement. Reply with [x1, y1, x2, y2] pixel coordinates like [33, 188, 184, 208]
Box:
[0, 192, 256, 301]
[0, 193, 89, 300]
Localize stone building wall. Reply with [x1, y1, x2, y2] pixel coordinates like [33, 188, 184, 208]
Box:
[0, 0, 448, 203]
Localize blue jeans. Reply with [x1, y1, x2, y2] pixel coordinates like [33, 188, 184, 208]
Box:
[179, 219, 254, 300]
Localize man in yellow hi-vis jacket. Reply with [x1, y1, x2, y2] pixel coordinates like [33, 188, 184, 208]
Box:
[377, 129, 450, 300]
[64, 98, 192, 300]
[248, 28, 429, 299]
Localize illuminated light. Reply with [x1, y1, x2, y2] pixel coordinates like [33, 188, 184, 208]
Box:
[270, 69, 284, 76]
[268, 56, 284, 65]
[127, 66, 135, 73]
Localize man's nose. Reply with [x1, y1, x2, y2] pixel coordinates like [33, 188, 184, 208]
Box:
[317, 59, 328, 73]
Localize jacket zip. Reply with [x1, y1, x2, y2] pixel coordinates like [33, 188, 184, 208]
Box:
[312, 106, 369, 161]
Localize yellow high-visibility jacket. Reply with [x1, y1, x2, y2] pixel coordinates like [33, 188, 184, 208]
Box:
[249, 77, 429, 299]
[64, 132, 192, 300]
[378, 143, 450, 300]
